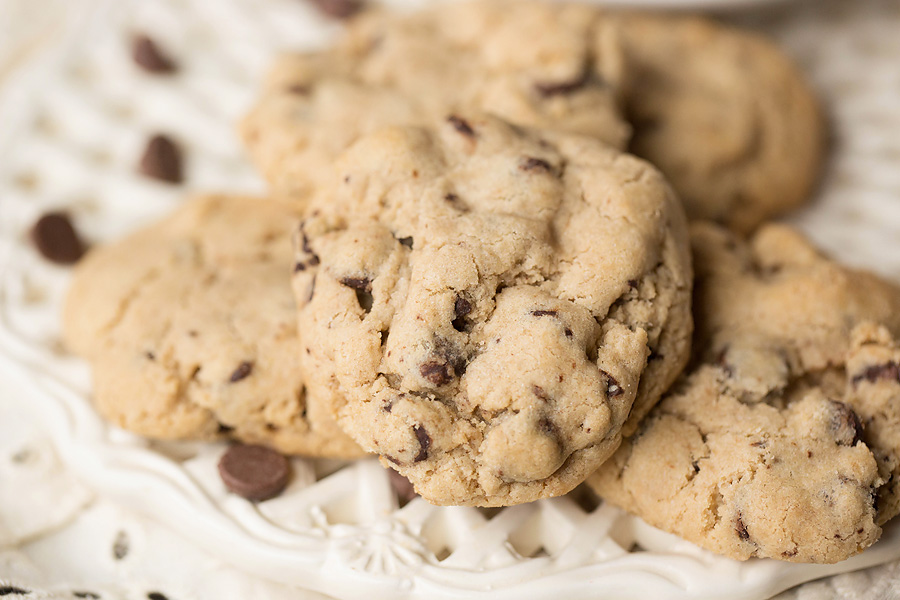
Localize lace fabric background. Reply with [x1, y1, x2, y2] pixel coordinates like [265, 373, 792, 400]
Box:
[1, 0, 900, 598]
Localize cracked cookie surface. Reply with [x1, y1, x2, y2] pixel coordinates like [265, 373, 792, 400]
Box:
[63, 194, 364, 458]
[589, 223, 900, 563]
[294, 114, 692, 506]
[613, 14, 824, 233]
[240, 0, 630, 201]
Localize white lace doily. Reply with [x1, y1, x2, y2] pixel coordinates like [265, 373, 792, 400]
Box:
[2, 0, 900, 599]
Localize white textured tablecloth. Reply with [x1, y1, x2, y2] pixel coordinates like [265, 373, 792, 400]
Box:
[2, 0, 900, 598]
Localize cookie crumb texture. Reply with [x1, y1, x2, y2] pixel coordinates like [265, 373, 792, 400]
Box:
[591, 223, 900, 563]
[240, 0, 630, 201]
[62, 195, 363, 458]
[295, 115, 692, 506]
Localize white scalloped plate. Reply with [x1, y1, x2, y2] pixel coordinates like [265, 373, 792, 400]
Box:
[2, 0, 900, 599]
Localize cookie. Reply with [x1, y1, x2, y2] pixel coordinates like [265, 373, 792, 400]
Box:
[240, 0, 630, 201]
[293, 114, 693, 506]
[63, 194, 364, 458]
[612, 14, 825, 233]
[589, 223, 900, 563]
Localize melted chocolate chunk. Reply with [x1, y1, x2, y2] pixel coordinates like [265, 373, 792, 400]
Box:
[519, 157, 553, 172]
[218, 444, 290, 501]
[447, 115, 475, 137]
[420, 361, 453, 386]
[830, 401, 864, 446]
[31, 212, 86, 265]
[452, 295, 472, 332]
[852, 362, 900, 386]
[339, 276, 372, 292]
[602, 371, 623, 397]
[413, 425, 431, 462]
[73, 593, 101, 599]
[132, 35, 176, 73]
[531, 309, 558, 317]
[147, 593, 170, 600]
[229, 361, 253, 383]
[139, 134, 183, 183]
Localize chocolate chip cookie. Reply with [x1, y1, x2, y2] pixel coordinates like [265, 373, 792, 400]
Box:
[613, 14, 825, 232]
[240, 0, 630, 201]
[294, 114, 692, 506]
[589, 223, 900, 563]
[63, 194, 364, 458]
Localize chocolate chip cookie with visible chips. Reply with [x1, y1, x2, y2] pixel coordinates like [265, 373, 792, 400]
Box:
[294, 114, 692, 506]
[590, 222, 900, 563]
[241, 0, 630, 202]
[63, 194, 364, 458]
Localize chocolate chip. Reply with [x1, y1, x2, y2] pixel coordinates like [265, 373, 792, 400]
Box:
[413, 425, 431, 462]
[340, 277, 374, 312]
[531, 309, 558, 317]
[452, 295, 472, 332]
[627, 279, 638, 289]
[830, 401, 864, 446]
[444, 193, 460, 203]
[564, 328, 573, 338]
[217, 423, 234, 434]
[532, 385, 550, 402]
[144, 351, 155, 361]
[30, 212, 85, 264]
[355, 289, 374, 312]
[420, 361, 453, 386]
[294, 262, 307, 272]
[147, 593, 169, 600]
[229, 361, 253, 383]
[218, 444, 290, 501]
[735, 513, 750, 541]
[132, 35, 176, 73]
[781, 548, 798, 558]
[307, 0, 363, 19]
[388, 469, 418, 505]
[339, 276, 372, 292]
[447, 115, 475, 137]
[534, 71, 590, 97]
[112, 530, 129, 560]
[691, 460, 700, 473]
[73, 593, 101, 599]
[852, 362, 900, 386]
[603, 371, 623, 398]
[398, 236, 414, 248]
[0, 586, 29, 596]
[519, 157, 553, 172]
[139, 135, 183, 183]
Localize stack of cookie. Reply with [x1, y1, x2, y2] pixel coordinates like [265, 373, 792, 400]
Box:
[61, 0, 900, 565]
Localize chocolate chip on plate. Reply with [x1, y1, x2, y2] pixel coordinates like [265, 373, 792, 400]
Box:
[218, 444, 290, 501]
[307, 0, 364, 19]
[139, 134, 183, 184]
[132, 35, 177, 74]
[31, 212, 85, 264]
